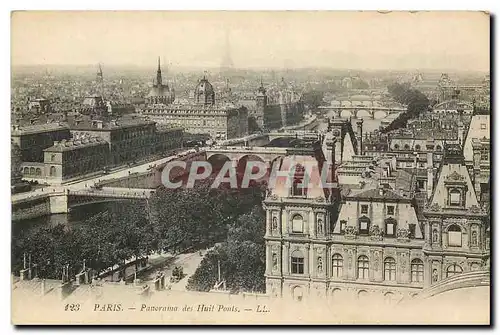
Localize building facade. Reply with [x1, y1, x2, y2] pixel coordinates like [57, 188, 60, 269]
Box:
[142, 76, 248, 140]
[11, 124, 71, 162]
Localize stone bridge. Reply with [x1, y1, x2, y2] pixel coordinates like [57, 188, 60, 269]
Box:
[319, 105, 406, 119]
[205, 146, 316, 167]
[66, 188, 153, 209]
[12, 187, 153, 221]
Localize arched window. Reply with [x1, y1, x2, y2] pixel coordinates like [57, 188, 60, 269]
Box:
[51, 154, 56, 161]
[385, 218, 397, 237]
[448, 225, 462, 247]
[404, 144, 410, 150]
[332, 254, 343, 278]
[446, 264, 463, 278]
[29, 167, 35, 175]
[415, 144, 421, 151]
[291, 214, 304, 233]
[384, 257, 396, 281]
[291, 250, 304, 274]
[436, 145, 442, 151]
[35, 168, 41, 176]
[358, 217, 370, 235]
[357, 255, 369, 279]
[23, 167, 29, 175]
[50, 166, 56, 176]
[394, 144, 400, 150]
[411, 259, 424, 282]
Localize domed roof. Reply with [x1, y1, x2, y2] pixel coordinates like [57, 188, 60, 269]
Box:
[195, 77, 214, 96]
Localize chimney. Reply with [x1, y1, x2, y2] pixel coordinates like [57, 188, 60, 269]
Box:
[356, 119, 363, 155]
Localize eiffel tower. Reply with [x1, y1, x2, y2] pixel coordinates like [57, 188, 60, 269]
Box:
[220, 29, 234, 73]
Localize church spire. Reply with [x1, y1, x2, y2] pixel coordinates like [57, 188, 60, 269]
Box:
[156, 57, 162, 86]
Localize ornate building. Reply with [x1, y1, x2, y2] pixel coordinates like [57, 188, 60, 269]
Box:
[422, 144, 488, 286]
[146, 58, 175, 106]
[250, 79, 305, 131]
[263, 133, 489, 303]
[142, 76, 248, 140]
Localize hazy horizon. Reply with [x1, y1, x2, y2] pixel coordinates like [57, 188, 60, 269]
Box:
[11, 11, 490, 72]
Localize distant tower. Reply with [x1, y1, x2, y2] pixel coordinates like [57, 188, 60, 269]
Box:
[156, 57, 163, 86]
[220, 28, 234, 72]
[96, 63, 104, 98]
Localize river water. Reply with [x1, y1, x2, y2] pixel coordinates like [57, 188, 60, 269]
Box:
[13, 113, 398, 235]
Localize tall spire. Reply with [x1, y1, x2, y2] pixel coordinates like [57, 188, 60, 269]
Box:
[96, 63, 104, 98]
[156, 56, 162, 86]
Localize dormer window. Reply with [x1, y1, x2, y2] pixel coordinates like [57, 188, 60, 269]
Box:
[360, 205, 368, 215]
[448, 189, 462, 206]
[291, 164, 307, 197]
[358, 217, 370, 235]
[387, 205, 395, 216]
[339, 220, 347, 234]
[385, 218, 397, 237]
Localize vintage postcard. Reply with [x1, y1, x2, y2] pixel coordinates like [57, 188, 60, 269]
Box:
[10, 10, 490, 325]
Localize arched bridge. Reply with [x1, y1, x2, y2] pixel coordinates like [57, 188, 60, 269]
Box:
[319, 105, 406, 119]
[67, 188, 153, 209]
[206, 146, 316, 168]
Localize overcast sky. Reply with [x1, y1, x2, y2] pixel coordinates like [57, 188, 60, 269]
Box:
[11, 11, 490, 72]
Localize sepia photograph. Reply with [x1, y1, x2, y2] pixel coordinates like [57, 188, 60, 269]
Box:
[9, 10, 491, 325]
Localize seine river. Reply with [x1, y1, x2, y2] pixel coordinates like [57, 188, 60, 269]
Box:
[12, 113, 397, 236]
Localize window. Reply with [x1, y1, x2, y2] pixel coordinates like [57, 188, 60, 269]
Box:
[449, 189, 461, 206]
[436, 145, 442, 151]
[446, 264, 463, 278]
[49, 166, 56, 176]
[480, 123, 486, 130]
[23, 167, 29, 174]
[387, 206, 395, 216]
[291, 214, 304, 233]
[417, 180, 425, 190]
[359, 217, 370, 235]
[404, 144, 410, 150]
[357, 256, 369, 279]
[29, 167, 35, 175]
[339, 220, 347, 234]
[384, 257, 396, 281]
[51, 154, 56, 161]
[291, 164, 307, 197]
[291, 250, 304, 274]
[411, 259, 424, 282]
[35, 168, 41, 176]
[332, 254, 343, 278]
[385, 218, 396, 237]
[394, 144, 400, 150]
[448, 225, 462, 247]
[361, 205, 368, 215]
[415, 144, 421, 151]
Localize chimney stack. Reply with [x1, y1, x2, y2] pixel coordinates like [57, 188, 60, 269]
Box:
[356, 119, 364, 155]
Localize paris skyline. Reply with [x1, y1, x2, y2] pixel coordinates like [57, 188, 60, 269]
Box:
[11, 11, 490, 72]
